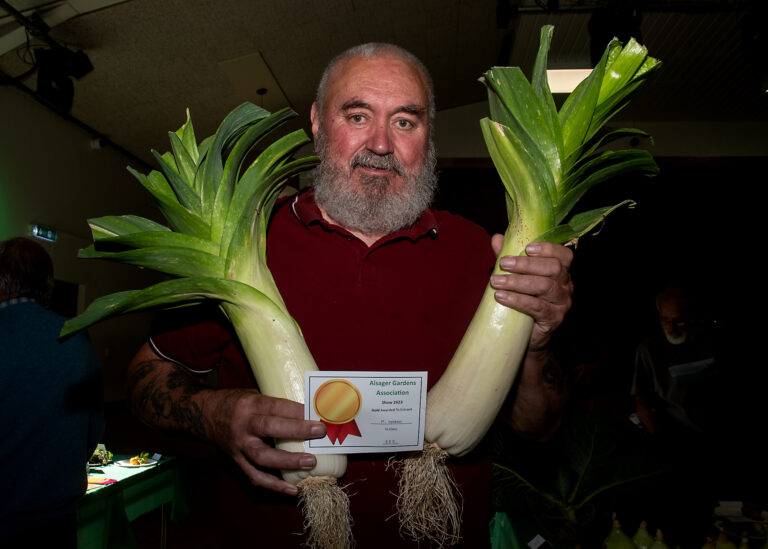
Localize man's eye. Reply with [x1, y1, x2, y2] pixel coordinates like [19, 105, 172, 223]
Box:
[396, 119, 414, 129]
[349, 114, 366, 124]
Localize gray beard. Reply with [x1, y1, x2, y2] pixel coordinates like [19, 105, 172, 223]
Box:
[663, 328, 688, 345]
[312, 131, 438, 236]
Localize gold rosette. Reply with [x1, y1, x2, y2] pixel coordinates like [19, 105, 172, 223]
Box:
[313, 379, 363, 444]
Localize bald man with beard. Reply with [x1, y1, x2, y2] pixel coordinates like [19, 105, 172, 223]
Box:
[127, 43, 574, 547]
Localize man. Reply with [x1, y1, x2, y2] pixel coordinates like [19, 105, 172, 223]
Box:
[0, 237, 103, 548]
[128, 43, 573, 547]
[632, 284, 720, 436]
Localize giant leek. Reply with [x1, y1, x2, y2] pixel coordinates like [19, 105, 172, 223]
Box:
[396, 25, 661, 546]
[60, 104, 351, 549]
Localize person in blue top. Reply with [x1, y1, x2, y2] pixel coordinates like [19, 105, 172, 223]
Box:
[0, 237, 103, 548]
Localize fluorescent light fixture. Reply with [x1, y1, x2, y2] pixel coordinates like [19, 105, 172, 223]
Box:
[547, 68, 593, 93]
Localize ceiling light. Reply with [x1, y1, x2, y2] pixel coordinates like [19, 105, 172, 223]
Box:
[547, 69, 592, 93]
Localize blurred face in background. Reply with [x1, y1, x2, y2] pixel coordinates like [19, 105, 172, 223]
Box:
[658, 294, 689, 345]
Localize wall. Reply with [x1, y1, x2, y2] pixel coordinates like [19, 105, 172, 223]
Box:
[0, 84, 164, 401]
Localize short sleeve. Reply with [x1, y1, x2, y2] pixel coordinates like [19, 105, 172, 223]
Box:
[149, 304, 253, 388]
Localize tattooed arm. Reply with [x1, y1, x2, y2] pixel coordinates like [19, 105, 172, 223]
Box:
[127, 342, 326, 495]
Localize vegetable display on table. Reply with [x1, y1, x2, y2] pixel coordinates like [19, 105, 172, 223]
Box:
[395, 25, 661, 546]
[129, 452, 150, 465]
[89, 448, 113, 466]
[60, 105, 351, 549]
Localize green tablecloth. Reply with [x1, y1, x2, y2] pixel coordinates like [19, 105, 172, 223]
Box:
[78, 456, 189, 549]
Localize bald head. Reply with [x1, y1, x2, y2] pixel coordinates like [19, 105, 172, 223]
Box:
[315, 43, 435, 123]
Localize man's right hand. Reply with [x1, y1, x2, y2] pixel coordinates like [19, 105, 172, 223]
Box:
[127, 342, 326, 495]
[208, 389, 326, 495]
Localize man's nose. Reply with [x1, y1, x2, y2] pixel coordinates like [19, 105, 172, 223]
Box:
[366, 122, 393, 155]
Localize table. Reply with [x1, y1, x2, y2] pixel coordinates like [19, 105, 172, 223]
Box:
[78, 456, 189, 549]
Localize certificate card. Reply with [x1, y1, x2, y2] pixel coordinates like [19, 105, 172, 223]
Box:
[304, 371, 427, 454]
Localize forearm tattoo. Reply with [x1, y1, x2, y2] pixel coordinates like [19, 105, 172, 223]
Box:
[128, 361, 207, 439]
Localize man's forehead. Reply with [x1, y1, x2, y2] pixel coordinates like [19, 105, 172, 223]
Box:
[323, 54, 429, 110]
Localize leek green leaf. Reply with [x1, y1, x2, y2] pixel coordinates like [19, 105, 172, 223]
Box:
[223, 130, 316, 258]
[211, 107, 299, 243]
[168, 130, 198, 186]
[569, 128, 652, 166]
[199, 103, 271, 220]
[78, 245, 225, 279]
[480, 119, 555, 225]
[129, 168, 210, 238]
[598, 38, 649, 103]
[61, 102, 318, 342]
[88, 215, 170, 240]
[558, 52, 606, 163]
[556, 151, 658, 223]
[175, 109, 199, 163]
[151, 149, 203, 216]
[89, 230, 218, 256]
[480, 24, 660, 252]
[60, 276, 283, 338]
[483, 67, 561, 193]
[127, 167, 175, 206]
[534, 201, 636, 245]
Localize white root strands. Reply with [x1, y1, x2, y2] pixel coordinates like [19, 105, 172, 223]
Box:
[297, 476, 354, 549]
[393, 442, 463, 547]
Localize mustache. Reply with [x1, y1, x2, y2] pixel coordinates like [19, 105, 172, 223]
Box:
[350, 151, 405, 176]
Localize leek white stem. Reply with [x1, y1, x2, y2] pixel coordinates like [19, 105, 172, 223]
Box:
[425, 251, 534, 456]
[224, 299, 347, 483]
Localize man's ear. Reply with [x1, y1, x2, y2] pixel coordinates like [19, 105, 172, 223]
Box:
[310, 102, 320, 143]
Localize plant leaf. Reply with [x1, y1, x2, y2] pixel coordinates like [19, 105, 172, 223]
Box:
[558, 44, 610, 163]
[128, 167, 210, 238]
[210, 107, 299, 244]
[60, 277, 284, 338]
[78, 245, 225, 279]
[168, 130, 198, 187]
[198, 102, 271, 221]
[151, 149, 202, 216]
[480, 118, 555, 228]
[175, 108, 199, 163]
[89, 230, 219, 256]
[88, 215, 170, 240]
[556, 150, 658, 223]
[223, 129, 316, 258]
[534, 200, 636, 245]
[567, 127, 652, 168]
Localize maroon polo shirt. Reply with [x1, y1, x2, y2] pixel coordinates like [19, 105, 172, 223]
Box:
[151, 189, 497, 548]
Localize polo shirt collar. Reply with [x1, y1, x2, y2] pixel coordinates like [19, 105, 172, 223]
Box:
[289, 188, 439, 244]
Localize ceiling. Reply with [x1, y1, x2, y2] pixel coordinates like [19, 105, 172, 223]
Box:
[1, 0, 766, 167]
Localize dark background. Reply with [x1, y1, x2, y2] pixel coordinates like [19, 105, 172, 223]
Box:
[436, 155, 765, 547]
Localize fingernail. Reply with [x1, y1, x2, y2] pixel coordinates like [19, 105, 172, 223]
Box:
[310, 423, 326, 437]
[499, 256, 516, 269]
[300, 456, 316, 469]
[526, 243, 541, 254]
[490, 275, 504, 287]
[285, 485, 298, 496]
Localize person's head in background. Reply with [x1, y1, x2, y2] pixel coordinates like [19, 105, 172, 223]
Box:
[655, 285, 691, 345]
[0, 237, 54, 306]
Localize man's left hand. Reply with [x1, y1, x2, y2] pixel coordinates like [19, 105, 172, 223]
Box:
[490, 238, 573, 352]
